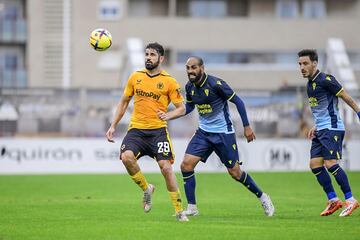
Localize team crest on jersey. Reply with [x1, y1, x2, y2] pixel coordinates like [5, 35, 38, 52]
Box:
[326, 76, 331, 81]
[136, 79, 142, 84]
[204, 89, 209, 96]
[216, 81, 222, 85]
[121, 144, 125, 150]
[312, 82, 316, 90]
[191, 90, 194, 96]
[232, 144, 236, 150]
[157, 82, 164, 89]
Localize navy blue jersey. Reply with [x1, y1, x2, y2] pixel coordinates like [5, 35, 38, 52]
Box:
[185, 74, 235, 133]
[306, 71, 345, 131]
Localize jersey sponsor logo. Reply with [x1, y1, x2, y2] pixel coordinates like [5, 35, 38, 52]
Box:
[204, 89, 209, 96]
[157, 82, 164, 89]
[308, 97, 318, 107]
[196, 104, 213, 114]
[135, 89, 161, 101]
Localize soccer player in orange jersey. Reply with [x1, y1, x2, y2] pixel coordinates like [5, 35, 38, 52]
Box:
[106, 42, 188, 221]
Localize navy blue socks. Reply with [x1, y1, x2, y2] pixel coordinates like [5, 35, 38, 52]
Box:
[182, 171, 196, 204]
[238, 171, 263, 198]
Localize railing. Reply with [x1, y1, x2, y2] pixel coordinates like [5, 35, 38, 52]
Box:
[0, 88, 359, 138]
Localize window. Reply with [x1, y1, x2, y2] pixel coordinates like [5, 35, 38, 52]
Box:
[98, 0, 122, 21]
[5, 53, 18, 70]
[276, 0, 299, 19]
[302, 0, 326, 19]
[189, 0, 227, 17]
[177, 51, 299, 67]
[128, 0, 168, 17]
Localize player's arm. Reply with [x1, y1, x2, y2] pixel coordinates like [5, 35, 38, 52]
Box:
[337, 90, 360, 120]
[157, 101, 195, 121]
[308, 126, 317, 139]
[229, 95, 255, 142]
[106, 95, 132, 142]
[157, 101, 186, 121]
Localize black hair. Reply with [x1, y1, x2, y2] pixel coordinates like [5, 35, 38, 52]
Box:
[297, 49, 318, 62]
[145, 42, 165, 56]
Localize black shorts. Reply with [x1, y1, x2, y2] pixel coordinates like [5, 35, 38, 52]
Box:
[120, 127, 175, 163]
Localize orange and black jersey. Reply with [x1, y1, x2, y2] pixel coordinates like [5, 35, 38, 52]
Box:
[124, 69, 184, 129]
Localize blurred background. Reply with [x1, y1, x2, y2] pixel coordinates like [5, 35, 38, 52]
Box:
[0, 0, 360, 173]
[0, 0, 360, 141]
[0, 0, 359, 140]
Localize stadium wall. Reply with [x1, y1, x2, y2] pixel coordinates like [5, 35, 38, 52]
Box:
[0, 138, 359, 174]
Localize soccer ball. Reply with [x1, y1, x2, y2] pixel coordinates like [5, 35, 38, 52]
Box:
[89, 28, 112, 51]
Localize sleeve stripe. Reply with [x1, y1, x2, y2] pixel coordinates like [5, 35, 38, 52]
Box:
[186, 100, 193, 103]
[227, 92, 236, 101]
[335, 88, 344, 96]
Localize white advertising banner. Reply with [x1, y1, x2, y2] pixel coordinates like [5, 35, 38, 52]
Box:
[0, 138, 359, 174]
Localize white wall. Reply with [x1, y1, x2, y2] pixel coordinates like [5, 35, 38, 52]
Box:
[1, 138, 359, 174]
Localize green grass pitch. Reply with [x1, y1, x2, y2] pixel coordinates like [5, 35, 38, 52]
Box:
[0, 172, 359, 240]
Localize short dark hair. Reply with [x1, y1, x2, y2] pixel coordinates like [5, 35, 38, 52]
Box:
[145, 42, 165, 56]
[189, 56, 204, 66]
[297, 49, 318, 62]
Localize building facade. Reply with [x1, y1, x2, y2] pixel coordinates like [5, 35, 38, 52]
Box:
[19, 0, 360, 90]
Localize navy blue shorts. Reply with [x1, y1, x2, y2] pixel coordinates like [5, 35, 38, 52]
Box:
[120, 128, 175, 163]
[310, 129, 345, 160]
[185, 128, 240, 168]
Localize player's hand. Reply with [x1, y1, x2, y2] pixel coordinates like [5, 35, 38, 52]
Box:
[106, 126, 116, 143]
[244, 126, 256, 143]
[157, 110, 169, 121]
[307, 126, 317, 140]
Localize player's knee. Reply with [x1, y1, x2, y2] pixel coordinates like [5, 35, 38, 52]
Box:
[180, 161, 194, 172]
[309, 160, 322, 169]
[228, 168, 241, 181]
[121, 151, 135, 163]
[160, 164, 173, 176]
[324, 160, 337, 169]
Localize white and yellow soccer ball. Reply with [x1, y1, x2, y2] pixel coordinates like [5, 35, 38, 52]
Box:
[89, 28, 112, 51]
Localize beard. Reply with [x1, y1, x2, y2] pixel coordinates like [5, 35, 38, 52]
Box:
[188, 72, 202, 83]
[145, 58, 160, 70]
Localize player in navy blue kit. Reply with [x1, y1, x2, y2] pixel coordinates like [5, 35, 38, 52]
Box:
[157, 56, 275, 217]
[298, 49, 360, 217]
